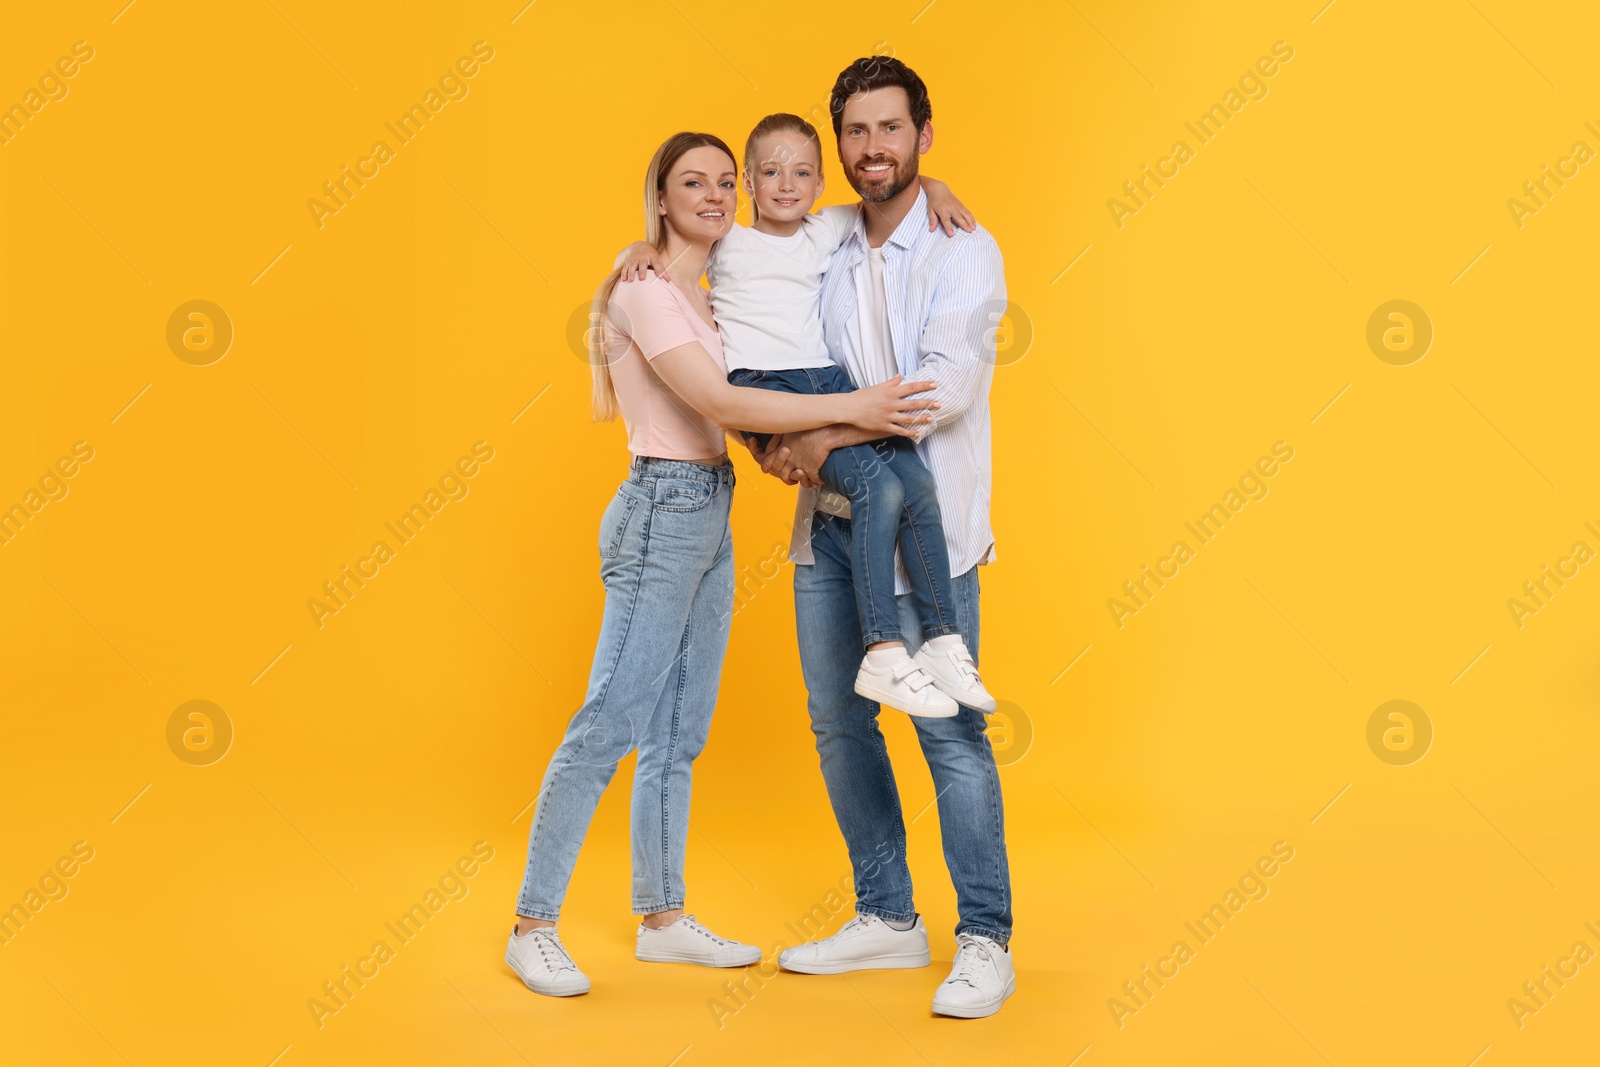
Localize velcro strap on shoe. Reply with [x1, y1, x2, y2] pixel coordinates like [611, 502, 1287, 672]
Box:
[890, 660, 933, 689]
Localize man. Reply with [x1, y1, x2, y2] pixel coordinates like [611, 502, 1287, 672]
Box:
[752, 56, 1014, 1018]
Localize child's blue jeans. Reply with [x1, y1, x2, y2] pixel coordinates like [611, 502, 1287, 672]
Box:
[729, 364, 958, 647]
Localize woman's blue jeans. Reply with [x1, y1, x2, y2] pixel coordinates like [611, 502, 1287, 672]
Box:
[516, 456, 735, 919]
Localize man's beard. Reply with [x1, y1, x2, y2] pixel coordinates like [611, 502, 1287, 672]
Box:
[849, 152, 919, 203]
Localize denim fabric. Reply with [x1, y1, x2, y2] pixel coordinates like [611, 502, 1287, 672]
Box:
[794, 509, 1012, 942]
[517, 456, 735, 918]
[730, 365, 958, 647]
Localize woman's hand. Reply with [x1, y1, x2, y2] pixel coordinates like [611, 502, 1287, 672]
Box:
[923, 177, 975, 236]
[615, 241, 668, 281]
[848, 375, 939, 438]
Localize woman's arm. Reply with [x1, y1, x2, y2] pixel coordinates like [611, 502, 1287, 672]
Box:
[649, 342, 937, 436]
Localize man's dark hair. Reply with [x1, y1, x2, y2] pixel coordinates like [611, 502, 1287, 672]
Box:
[828, 56, 932, 140]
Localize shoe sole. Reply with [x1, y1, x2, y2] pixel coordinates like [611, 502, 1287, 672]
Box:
[912, 654, 998, 713]
[778, 949, 932, 975]
[505, 953, 591, 997]
[636, 948, 762, 967]
[933, 682, 997, 713]
[853, 680, 958, 718]
[931, 974, 1015, 1018]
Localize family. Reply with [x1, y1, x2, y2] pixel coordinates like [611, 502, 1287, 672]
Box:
[505, 57, 1015, 1019]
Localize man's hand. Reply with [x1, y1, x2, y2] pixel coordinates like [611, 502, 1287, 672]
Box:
[750, 433, 802, 486]
[739, 433, 803, 485]
[756, 428, 835, 488]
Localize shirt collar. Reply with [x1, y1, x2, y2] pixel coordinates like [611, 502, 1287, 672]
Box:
[845, 185, 931, 255]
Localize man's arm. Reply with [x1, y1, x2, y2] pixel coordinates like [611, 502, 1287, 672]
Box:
[901, 233, 1007, 439]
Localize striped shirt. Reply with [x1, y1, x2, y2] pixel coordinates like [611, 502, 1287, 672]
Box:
[789, 186, 1004, 594]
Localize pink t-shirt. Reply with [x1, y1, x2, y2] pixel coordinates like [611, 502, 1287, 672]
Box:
[604, 273, 728, 461]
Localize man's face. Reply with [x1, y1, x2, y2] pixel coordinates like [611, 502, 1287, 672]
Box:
[836, 87, 930, 203]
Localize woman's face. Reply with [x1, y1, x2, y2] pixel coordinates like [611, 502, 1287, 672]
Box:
[659, 145, 737, 244]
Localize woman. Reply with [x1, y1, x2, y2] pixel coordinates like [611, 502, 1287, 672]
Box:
[506, 131, 938, 997]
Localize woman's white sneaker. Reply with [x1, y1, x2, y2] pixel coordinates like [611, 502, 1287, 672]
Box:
[854, 656, 958, 718]
[931, 933, 1015, 1018]
[505, 926, 591, 997]
[777, 914, 931, 974]
[912, 641, 997, 712]
[635, 915, 761, 967]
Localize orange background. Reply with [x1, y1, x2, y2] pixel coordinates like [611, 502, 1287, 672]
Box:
[3, 1, 1599, 1064]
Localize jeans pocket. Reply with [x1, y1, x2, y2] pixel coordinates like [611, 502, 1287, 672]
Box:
[599, 491, 641, 558]
[729, 369, 763, 388]
[653, 478, 716, 513]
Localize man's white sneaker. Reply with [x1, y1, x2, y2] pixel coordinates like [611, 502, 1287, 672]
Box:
[777, 914, 931, 974]
[505, 926, 590, 997]
[913, 642, 997, 713]
[854, 656, 958, 718]
[635, 915, 761, 967]
[931, 933, 1015, 1018]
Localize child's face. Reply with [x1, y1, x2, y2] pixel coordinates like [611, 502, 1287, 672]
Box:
[744, 131, 823, 223]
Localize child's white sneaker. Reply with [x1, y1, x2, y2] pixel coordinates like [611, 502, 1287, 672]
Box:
[854, 652, 958, 718]
[635, 915, 761, 967]
[913, 639, 997, 712]
[505, 925, 590, 997]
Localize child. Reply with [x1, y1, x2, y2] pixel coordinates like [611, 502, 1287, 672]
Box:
[616, 113, 994, 719]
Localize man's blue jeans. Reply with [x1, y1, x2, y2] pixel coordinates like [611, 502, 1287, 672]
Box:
[794, 509, 1013, 942]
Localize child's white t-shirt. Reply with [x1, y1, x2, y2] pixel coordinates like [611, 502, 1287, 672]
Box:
[705, 205, 859, 373]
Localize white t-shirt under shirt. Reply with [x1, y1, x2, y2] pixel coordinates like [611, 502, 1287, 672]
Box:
[705, 205, 859, 372]
[852, 246, 898, 386]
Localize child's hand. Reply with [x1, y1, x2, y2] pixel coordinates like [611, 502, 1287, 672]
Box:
[615, 242, 668, 281]
[923, 177, 975, 237]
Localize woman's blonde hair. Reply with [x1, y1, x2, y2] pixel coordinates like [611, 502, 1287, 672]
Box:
[742, 113, 822, 225]
[590, 131, 737, 421]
